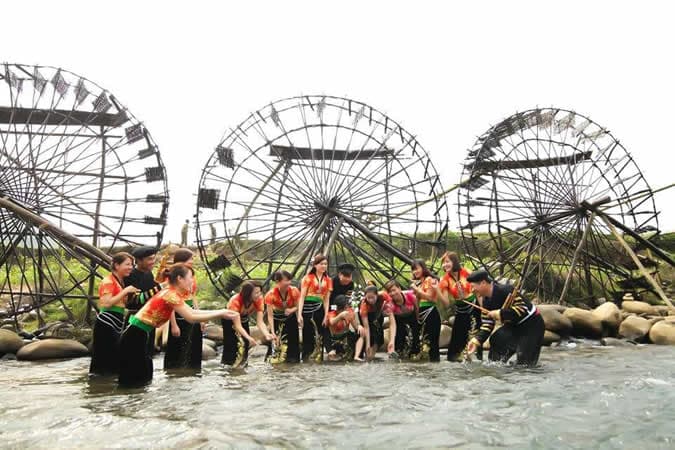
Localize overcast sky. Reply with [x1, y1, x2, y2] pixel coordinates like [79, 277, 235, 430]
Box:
[3, 1, 674, 244]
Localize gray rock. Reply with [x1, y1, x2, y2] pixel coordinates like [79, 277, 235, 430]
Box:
[202, 344, 217, 360]
[619, 316, 652, 341]
[600, 337, 636, 347]
[0, 329, 25, 354]
[17, 339, 89, 361]
[563, 308, 603, 338]
[540, 307, 573, 335]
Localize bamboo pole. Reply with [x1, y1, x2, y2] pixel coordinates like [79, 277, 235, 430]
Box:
[597, 212, 674, 313]
[0, 195, 111, 268]
[558, 213, 596, 304]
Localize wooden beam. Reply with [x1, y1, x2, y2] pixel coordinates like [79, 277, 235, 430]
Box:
[0, 106, 128, 127]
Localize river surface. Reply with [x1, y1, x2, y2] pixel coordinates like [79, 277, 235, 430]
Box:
[1, 342, 674, 449]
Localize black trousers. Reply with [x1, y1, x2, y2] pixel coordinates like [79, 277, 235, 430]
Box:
[488, 313, 545, 366]
[164, 313, 202, 370]
[301, 303, 325, 362]
[447, 307, 483, 361]
[393, 313, 420, 359]
[418, 306, 441, 362]
[89, 310, 124, 376]
[269, 311, 300, 363]
[221, 317, 250, 367]
[118, 325, 153, 386]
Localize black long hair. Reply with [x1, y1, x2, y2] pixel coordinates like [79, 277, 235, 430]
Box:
[411, 259, 434, 280]
[308, 254, 328, 277]
[239, 280, 261, 308]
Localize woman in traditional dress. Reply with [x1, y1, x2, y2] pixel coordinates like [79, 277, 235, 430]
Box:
[164, 248, 204, 370]
[436, 252, 482, 361]
[325, 295, 360, 361]
[354, 285, 396, 361]
[296, 254, 333, 362]
[89, 252, 139, 376]
[383, 280, 419, 359]
[264, 270, 301, 363]
[221, 280, 273, 367]
[118, 264, 251, 386]
[410, 259, 441, 362]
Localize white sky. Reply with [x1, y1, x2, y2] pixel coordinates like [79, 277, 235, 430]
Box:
[3, 0, 674, 243]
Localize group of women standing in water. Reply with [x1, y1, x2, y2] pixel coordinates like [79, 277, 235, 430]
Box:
[89, 247, 544, 387]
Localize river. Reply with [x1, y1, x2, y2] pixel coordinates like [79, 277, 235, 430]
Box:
[1, 342, 674, 449]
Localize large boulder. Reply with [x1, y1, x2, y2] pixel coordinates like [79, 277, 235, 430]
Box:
[621, 301, 656, 316]
[653, 305, 673, 317]
[543, 330, 561, 346]
[563, 308, 603, 338]
[17, 339, 89, 361]
[42, 321, 77, 339]
[540, 307, 573, 335]
[649, 320, 675, 345]
[618, 316, 652, 341]
[203, 338, 218, 349]
[204, 324, 223, 344]
[593, 302, 622, 336]
[250, 326, 266, 342]
[0, 329, 25, 355]
[439, 325, 452, 348]
[537, 304, 567, 314]
[202, 344, 217, 360]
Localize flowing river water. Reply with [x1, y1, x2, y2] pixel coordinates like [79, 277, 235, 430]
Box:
[1, 342, 674, 449]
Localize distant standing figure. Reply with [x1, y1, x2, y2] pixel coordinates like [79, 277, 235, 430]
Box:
[181, 220, 189, 246]
[209, 223, 216, 246]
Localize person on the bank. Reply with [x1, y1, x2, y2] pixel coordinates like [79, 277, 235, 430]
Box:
[124, 246, 163, 355]
[118, 264, 249, 386]
[354, 285, 396, 361]
[164, 248, 203, 370]
[410, 259, 441, 362]
[89, 252, 139, 376]
[325, 295, 361, 361]
[297, 254, 333, 362]
[329, 263, 355, 307]
[465, 269, 545, 366]
[264, 270, 301, 363]
[435, 252, 482, 362]
[222, 280, 273, 367]
[384, 280, 420, 359]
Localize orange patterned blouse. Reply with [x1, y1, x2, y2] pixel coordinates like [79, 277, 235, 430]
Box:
[135, 287, 189, 328]
[264, 286, 300, 310]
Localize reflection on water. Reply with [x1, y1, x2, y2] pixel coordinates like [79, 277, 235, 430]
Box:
[1, 343, 674, 449]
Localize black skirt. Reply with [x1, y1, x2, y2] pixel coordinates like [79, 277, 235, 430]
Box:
[367, 312, 385, 349]
[447, 304, 483, 361]
[300, 302, 325, 363]
[118, 324, 153, 386]
[164, 313, 203, 370]
[415, 306, 441, 362]
[89, 310, 124, 376]
[124, 311, 156, 356]
[268, 311, 300, 364]
[221, 317, 250, 368]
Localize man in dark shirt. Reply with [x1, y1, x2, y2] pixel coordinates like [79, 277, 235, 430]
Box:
[124, 246, 163, 354]
[465, 269, 544, 366]
[329, 263, 355, 309]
